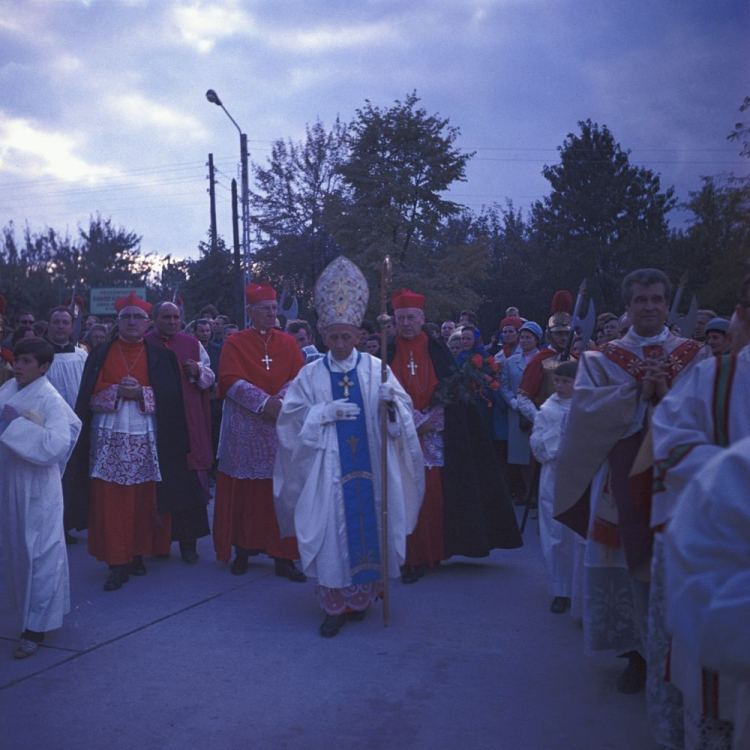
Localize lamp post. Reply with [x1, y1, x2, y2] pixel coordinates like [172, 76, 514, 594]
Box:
[206, 89, 250, 327]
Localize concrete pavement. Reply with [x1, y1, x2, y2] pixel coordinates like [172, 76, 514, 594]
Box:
[0, 505, 657, 750]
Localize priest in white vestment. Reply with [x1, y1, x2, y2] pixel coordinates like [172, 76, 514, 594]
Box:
[45, 305, 88, 409]
[553, 268, 709, 719]
[0, 337, 81, 659]
[652, 303, 750, 750]
[664, 436, 750, 750]
[274, 256, 424, 637]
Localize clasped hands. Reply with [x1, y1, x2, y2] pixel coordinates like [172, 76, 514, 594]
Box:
[641, 355, 669, 402]
[118, 376, 143, 400]
[182, 359, 200, 379]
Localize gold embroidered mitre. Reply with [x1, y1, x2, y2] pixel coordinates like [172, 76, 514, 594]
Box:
[314, 256, 369, 329]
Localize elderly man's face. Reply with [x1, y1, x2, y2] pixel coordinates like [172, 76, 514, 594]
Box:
[249, 301, 278, 331]
[117, 306, 150, 342]
[154, 303, 181, 339]
[322, 324, 359, 361]
[395, 308, 424, 341]
[441, 321, 456, 341]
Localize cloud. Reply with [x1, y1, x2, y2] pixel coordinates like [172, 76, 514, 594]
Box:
[0, 112, 118, 183]
[170, 0, 258, 53]
[268, 20, 398, 53]
[103, 93, 209, 142]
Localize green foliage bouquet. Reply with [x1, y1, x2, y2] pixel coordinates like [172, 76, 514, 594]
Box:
[433, 353, 501, 407]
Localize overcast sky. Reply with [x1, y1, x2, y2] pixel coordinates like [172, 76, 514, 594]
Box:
[1, 0, 748, 261]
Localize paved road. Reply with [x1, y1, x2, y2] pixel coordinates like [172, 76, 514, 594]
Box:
[1, 504, 657, 750]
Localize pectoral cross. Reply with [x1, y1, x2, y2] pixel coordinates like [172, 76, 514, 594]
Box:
[261, 354, 273, 370]
[408, 351, 418, 377]
[339, 374, 355, 398]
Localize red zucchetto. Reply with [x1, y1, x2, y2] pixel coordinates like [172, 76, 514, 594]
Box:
[245, 282, 277, 304]
[114, 291, 152, 314]
[391, 288, 425, 310]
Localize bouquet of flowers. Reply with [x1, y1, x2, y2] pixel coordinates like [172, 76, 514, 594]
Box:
[432, 354, 501, 407]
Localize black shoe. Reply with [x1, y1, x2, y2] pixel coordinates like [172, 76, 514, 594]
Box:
[65, 531, 78, 545]
[319, 614, 346, 638]
[179, 540, 199, 564]
[550, 596, 569, 614]
[104, 565, 130, 591]
[274, 558, 307, 583]
[401, 565, 420, 584]
[617, 652, 647, 694]
[347, 610, 367, 622]
[231, 553, 249, 576]
[129, 556, 147, 576]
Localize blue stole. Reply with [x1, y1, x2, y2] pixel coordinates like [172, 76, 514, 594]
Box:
[323, 353, 381, 584]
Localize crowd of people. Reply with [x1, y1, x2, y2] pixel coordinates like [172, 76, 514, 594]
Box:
[0, 262, 747, 749]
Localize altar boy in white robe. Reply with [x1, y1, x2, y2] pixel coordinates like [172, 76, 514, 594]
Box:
[274, 256, 424, 637]
[530, 359, 584, 616]
[0, 337, 81, 658]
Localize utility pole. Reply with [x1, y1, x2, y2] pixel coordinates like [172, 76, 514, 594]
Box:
[207, 153, 218, 253]
[231, 179, 244, 327]
[205, 90, 251, 328]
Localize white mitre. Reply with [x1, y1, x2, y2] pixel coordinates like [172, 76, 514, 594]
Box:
[313, 256, 369, 329]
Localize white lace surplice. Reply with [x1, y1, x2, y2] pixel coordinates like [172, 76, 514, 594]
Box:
[217, 379, 289, 480]
[89, 384, 161, 484]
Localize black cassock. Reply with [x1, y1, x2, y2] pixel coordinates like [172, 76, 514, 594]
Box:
[64, 338, 209, 541]
[388, 336, 522, 558]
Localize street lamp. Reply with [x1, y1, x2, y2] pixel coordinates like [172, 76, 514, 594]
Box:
[206, 89, 250, 327]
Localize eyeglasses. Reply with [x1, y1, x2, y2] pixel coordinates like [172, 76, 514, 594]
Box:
[118, 314, 149, 321]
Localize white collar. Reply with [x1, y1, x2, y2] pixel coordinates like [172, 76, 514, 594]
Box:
[327, 349, 359, 372]
[626, 326, 670, 346]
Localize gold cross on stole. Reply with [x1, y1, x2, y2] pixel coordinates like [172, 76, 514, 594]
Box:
[339, 374, 355, 398]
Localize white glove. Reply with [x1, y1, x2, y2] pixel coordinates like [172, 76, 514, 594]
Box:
[323, 398, 361, 423]
[378, 383, 395, 403]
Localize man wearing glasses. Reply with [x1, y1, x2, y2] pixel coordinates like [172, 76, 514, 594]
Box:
[65, 292, 204, 591]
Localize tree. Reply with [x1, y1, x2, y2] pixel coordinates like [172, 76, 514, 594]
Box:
[1, 216, 152, 320]
[668, 176, 750, 313]
[250, 118, 349, 310]
[179, 236, 238, 322]
[529, 120, 676, 313]
[728, 95, 750, 158]
[333, 91, 474, 271]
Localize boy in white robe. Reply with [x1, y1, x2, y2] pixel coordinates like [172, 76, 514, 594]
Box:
[530, 360, 583, 614]
[0, 337, 81, 658]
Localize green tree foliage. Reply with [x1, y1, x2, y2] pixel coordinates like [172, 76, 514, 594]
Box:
[728, 95, 750, 158]
[0, 216, 150, 320]
[667, 176, 750, 313]
[178, 236, 239, 322]
[250, 118, 349, 311]
[334, 92, 473, 272]
[528, 120, 675, 313]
